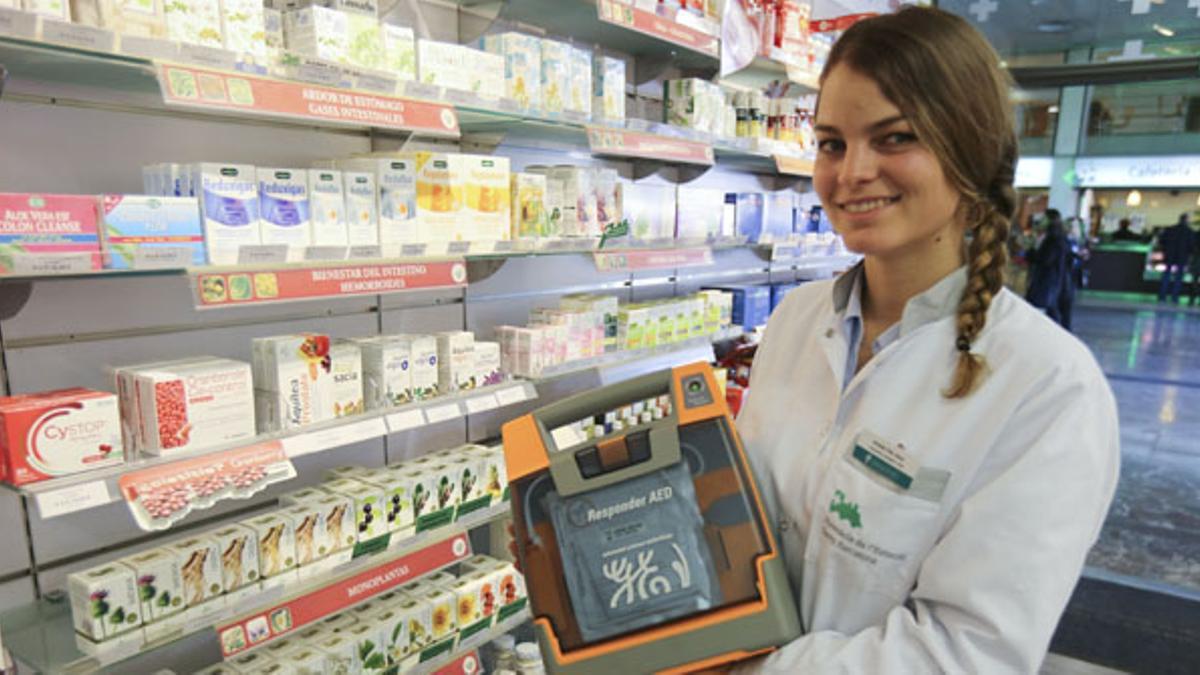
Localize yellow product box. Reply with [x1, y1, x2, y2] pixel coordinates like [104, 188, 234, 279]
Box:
[511, 172, 547, 239]
[464, 154, 512, 242]
[414, 152, 468, 242]
[419, 585, 457, 643]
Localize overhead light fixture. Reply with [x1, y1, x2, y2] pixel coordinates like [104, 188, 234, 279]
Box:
[1154, 24, 1175, 37]
[1010, 57, 1200, 87]
[1127, 190, 1143, 207]
[1048, 105, 1059, 113]
[1036, 20, 1071, 33]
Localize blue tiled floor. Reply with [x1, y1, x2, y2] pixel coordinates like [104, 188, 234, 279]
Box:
[1072, 303, 1200, 593]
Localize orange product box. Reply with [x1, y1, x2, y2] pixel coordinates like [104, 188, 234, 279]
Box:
[0, 388, 124, 485]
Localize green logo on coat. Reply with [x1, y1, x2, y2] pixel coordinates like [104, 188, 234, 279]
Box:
[830, 490, 862, 529]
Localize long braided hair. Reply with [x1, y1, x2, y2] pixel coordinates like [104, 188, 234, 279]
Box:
[820, 7, 1018, 398]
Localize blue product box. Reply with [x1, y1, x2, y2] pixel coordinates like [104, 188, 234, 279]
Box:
[771, 282, 799, 311]
[99, 195, 206, 269]
[763, 192, 795, 243]
[733, 192, 766, 242]
[705, 284, 771, 329]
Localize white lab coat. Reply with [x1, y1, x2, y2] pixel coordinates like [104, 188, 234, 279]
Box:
[735, 268, 1120, 674]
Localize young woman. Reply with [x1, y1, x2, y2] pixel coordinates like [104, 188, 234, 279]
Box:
[735, 8, 1119, 673]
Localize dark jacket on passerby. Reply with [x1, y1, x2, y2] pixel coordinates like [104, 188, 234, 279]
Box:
[1159, 219, 1195, 266]
[1025, 214, 1071, 326]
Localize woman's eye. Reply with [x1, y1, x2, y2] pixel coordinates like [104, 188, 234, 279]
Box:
[817, 139, 844, 153]
[881, 132, 917, 146]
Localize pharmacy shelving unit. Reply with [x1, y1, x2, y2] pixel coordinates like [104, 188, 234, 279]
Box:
[0, 1, 850, 671]
[0, 501, 513, 674]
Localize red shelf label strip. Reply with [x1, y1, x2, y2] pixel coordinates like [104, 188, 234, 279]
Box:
[593, 247, 714, 272]
[194, 260, 468, 307]
[587, 126, 714, 166]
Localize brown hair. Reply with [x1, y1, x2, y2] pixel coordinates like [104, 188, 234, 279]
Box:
[820, 7, 1017, 398]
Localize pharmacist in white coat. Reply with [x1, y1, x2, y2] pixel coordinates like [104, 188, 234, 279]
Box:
[734, 9, 1120, 675]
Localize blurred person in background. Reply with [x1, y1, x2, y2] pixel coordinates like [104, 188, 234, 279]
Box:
[1157, 213, 1194, 304]
[1025, 209, 1072, 328]
[1111, 218, 1142, 242]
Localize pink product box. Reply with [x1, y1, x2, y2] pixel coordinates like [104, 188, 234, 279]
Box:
[132, 358, 256, 456]
[0, 193, 102, 273]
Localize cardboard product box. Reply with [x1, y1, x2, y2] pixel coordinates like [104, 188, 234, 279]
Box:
[618, 182, 675, 242]
[417, 39, 464, 91]
[82, 0, 167, 38]
[591, 168, 619, 236]
[395, 593, 433, 655]
[0, 193, 102, 273]
[281, 502, 330, 566]
[762, 191, 796, 243]
[510, 172, 547, 239]
[567, 46, 592, 116]
[228, 651, 276, 672]
[99, 195, 205, 268]
[314, 632, 360, 673]
[397, 334, 438, 400]
[419, 585, 457, 643]
[119, 548, 186, 623]
[344, 622, 390, 672]
[464, 154, 511, 242]
[244, 512, 297, 578]
[344, 12, 385, 71]
[0, 388, 123, 485]
[355, 336, 412, 408]
[68, 563, 141, 641]
[481, 32, 541, 111]
[383, 22, 416, 81]
[167, 536, 224, 607]
[163, 0, 223, 48]
[256, 168, 311, 257]
[358, 471, 414, 534]
[414, 152, 468, 243]
[592, 55, 625, 121]
[524, 165, 565, 238]
[335, 155, 419, 247]
[343, 171, 379, 246]
[322, 477, 387, 541]
[674, 187, 725, 241]
[370, 605, 410, 667]
[132, 358, 255, 456]
[252, 333, 339, 431]
[548, 166, 595, 237]
[463, 46, 505, 100]
[283, 6, 348, 63]
[495, 325, 542, 378]
[435, 331, 475, 394]
[307, 169, 348, 247]
[281, 647, 329, 673]
[191, 163, 261, 265]
[263, 6, 283, 51]
[312, 493, 358, 552]
[706, 284, 770, 330]
[449, 570, 498, 638]
[329, 340, 364, 418]
[733, 192, 766, 243]
[209, 524, 260, 595]
[472, 341, 503, 388]
[539, 38, 571, 115]
[394, 465, 438, 528]
[561, 294, 619, 353]
[221, 0, 268, 63]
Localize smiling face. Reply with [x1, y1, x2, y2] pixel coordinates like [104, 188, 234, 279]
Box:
[814, 64, 966, 264]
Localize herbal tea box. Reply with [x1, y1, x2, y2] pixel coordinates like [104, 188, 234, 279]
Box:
[549, 166, 595, 237]
[450, 570, 498, 639]
[435, 331, 474, 394]
[167, 536, 224, 607]
[345, 623, 390, 673]
[119, 548, 186, 623]
[245, 513, 297, 579]
[481, 32, 541, 111]
[593, 55, 625, 121]
[417, 39, 464, 91]
[397, 334, 438, 400]
[99, 195, 205, 269]
[674, 186, 724, 241]
[397, 466, 438, 528]
[252, 333, 336, 431]
[322, 477, 387, 541]
[618, 182, 675, 242]
[567, 46, 592, 116]
[539, 38, 571, 115]
[510, 172, 546, 239]
[383, 23, 416, 81]
[591, 168, 619, 236]
[344, 12, 384, 71]
[282, 502, 330, 567]
[463, 154, 511, 242]
[329, 340, 364, 418]
[471, 341, 502, 389]
[356, 336, 412, 408]
[209, 524, 260, 595]
[314, 631, 360, 672]
[220, 0, 268, 63]
[257, 168, 312, 257]
[467, 47, 505, 100]
[311, 494, 357, 553]
[335, 156, 418, 247]
[371, 606, 410, 665]
[395, 594, 433, 654]
[414, 152, 468, 243]
[68, 564, 141, 640]
[283, 6, 348, 64]
[132, 358, 255, 456]
[359, 472, 414, 534]
[0, 388, 122, 486]
[308, 169, 348, 247]
[0, 193, 102, 273]
[193, 163, 261, 265]
[419, 586, 457, 642]
[164, 0, 223, 49]
[343, 171, 379, 246]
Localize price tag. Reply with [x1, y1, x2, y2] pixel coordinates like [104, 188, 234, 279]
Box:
[237, 244, 289, 264]
[40, 20, 116, 52]
[495, 385, 529, 407]
[446, 241, 471, 255]
[35, 481, 112, 519]
[496, 98, 521, 114]
[405, 81, 441, 100]
[119, 35, 178, 60]
[464, 394, 499, 414]
[10, 252, 97, 275]
[282, 417, 388, 458]
[386, 408, 426, 433]
[443, 88, 480, 107]
[400, 243, 428, 257]
[0, 7, 37, 39]
[304, 246, 348, 261]
[424, 403, 462, 424]
[132, 246, 195, 269]
[348, 245, 382, 260]
[355, 72, 398, 94]
[489, 240, 517, 253]
[562, 110, 588, 125]
[288, 62, 346, 87]
[177, 43, 238, 71]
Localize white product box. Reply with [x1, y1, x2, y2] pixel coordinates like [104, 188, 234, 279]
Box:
[164, 0, 223, 49]
[257, 168, 312, 257]
[344, 623, 389, 672]
[461, 443, 507, 501]
[281, 502, 330, 566]
[326, 464, 371, 480]
[252, 333, 334, 431]
[418, 585, 456, 642]
[396, 466, 436, 525]
[335, 156, 418, 247]
[371, 605, 410, 665]
[593, 55, 625, 121]
[279, 486, 326, 505]
[284, 6, 347, 63]
[510, 172, 547, 239]
[68, 563, 140, 640]
[395, 594, 433, 654]
[209, 524, 260, 594]
[356, 336, 412, 408]
[132, 358, 255, 456]
[23, 0, 69, 20]
[221, 0, 268, 62]
[444, 454, 485, 508]
[457, 553, 496, 575]
[167, 536, 224, 607]
[119, 548, 186, 623]
[343, 171, 379, 246]
[435, 331, 474, 394]
[398, 334, 438, 400]
[423, 461, 460, 515]
[344, 12, 384, 71]
[472, 341, 502, 388]
[282, 647, 328, 673]
[244, 513, 297, 578]
[463, 46, 504, 100]
[358, 471, 413, 534]
[488, 559, 526, 609]
[496, 325, 542, 378]
[463, 154, 511, 242]
[567, 46, 592, 117]
[259, 636, 298, 661]
[193, 163, 260, 265]
[417, 39, 464, 91]
[591, 167, 619, 235]
[449, 570, 497, 633]
[322, 477, 387, 541]
[618, 182, 676, 241]
[307, 169, 348, 247]
[549, 166, 595, 237]
[320, 612, 358, 632]
[539, 38, 570, 114]
[314, 633, 359, 673]
[675, 186, 725, 240]
[330, 340, 364, 417]
[263, 6, 283, 50]
[383, 22, 416, 81]
[313, 493, 358, 552]
[100, 0, 168, 39]
[481, 32, 541, 111]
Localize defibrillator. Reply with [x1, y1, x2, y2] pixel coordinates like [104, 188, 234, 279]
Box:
[502, 362, 800, 674]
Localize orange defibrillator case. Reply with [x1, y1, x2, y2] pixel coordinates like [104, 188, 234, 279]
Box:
[502, 362, 800, 674]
